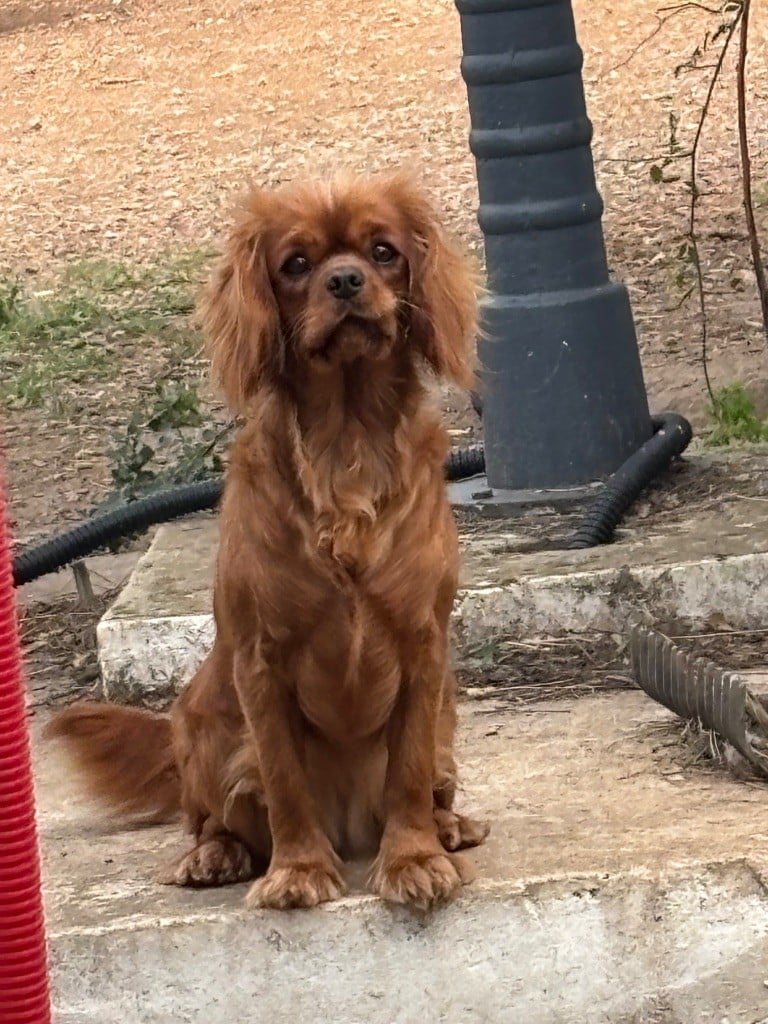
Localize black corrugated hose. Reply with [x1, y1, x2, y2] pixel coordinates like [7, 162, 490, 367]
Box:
[13, 479, 224, 588]
[12, 412, 691, 588]
[13, 447, 487, 587]
[567, 413, 692, 548]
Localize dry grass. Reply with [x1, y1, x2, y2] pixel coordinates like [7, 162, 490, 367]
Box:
[458, 632, 636, 709]
[20, 588, 114, 709]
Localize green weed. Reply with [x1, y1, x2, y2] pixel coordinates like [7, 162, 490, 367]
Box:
[107, 381, 232, 504]
[707, 382, 768, 446]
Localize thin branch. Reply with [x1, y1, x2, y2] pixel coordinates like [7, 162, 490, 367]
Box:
[601, 2, 729, 79]
[677, 62, 720, 73]
[596, 151, 692, 165]
[601, 5, 702, 78]
[687, 6, 742, 403]
[657, 2, 726, 13]
[600, 15, 667, 77]
[736, 0, 768, 344]
[664, 285, 695, 312]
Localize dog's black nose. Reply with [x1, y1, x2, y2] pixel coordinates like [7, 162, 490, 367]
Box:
[326, 267, 364, 301]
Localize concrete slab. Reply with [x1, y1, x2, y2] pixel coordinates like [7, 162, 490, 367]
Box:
[41, 692, 768, 1023]
[97, 491, 768, 701]
[97, 518, 216, 702]
[457, 492, 768, 641]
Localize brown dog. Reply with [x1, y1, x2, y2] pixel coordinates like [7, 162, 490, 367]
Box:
[49, 172, 488, 910]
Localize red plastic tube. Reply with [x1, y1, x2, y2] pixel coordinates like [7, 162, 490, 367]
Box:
[0, 465, 51, 1024]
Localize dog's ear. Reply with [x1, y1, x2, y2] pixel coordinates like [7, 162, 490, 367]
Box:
[198, 190, 281, 411]
[386, 176, 479, 389]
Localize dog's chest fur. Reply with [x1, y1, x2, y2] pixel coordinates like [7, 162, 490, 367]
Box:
[291, 422, 450, 742]
[292, 495, 430, 742]
[224, 379, 452, 743]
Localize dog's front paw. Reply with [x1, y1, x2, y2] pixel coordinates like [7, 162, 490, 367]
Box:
[371, 846, 467, 910]
[246, 860, 345, 910]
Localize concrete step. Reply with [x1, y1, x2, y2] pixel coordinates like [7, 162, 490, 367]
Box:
[41, 691, 768, 1024]
[96, 489, 768, 702]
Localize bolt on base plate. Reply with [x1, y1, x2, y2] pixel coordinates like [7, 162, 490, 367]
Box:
[449, 474, 603, 513]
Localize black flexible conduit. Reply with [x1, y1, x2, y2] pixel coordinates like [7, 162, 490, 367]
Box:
[13, 447, 488, 587]
[567, 413, 692, 548]
[13, 479, 224, 588]
[468, 404, 692, 548]
[12, 413, 690, 587]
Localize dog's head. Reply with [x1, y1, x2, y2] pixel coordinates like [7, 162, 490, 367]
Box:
[200, 173, 478, 410]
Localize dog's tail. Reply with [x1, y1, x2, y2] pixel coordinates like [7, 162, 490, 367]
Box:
[45, 702, 181, 821]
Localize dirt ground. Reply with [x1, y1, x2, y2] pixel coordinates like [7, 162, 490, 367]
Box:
[2, 0, 768, 542]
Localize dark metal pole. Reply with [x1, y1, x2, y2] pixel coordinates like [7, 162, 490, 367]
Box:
[456, 0, 652, 494]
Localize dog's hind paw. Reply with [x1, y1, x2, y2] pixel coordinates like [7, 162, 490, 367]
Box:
[159, 836, 254, 888]
[434, 808, 490, 852]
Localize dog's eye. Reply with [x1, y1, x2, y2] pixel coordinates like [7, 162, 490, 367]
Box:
[281, 254, 312, 277]
[371, 242, 397, 265]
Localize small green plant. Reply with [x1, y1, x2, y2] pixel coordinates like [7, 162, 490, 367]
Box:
[668, 238, 698, 303]
[707, 383, 768, 445]
[0, 281, 21, 327]
[108, 381, 233, 503]
[649, 112, 683, 185]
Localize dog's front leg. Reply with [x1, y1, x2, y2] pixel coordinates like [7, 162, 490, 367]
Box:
[371, 624, 468, 909]
[234, 644, 345, 910]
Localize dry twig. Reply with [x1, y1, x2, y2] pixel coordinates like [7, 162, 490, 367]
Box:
[685, 4, 742, 402]
[736, 0, 768, 344]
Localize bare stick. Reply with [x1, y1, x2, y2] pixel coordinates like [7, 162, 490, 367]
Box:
[736, 0, 768, 344]
[687, 7, 742, 403]
[72, 561, 96, 609]
[600, 2, 721, 79]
